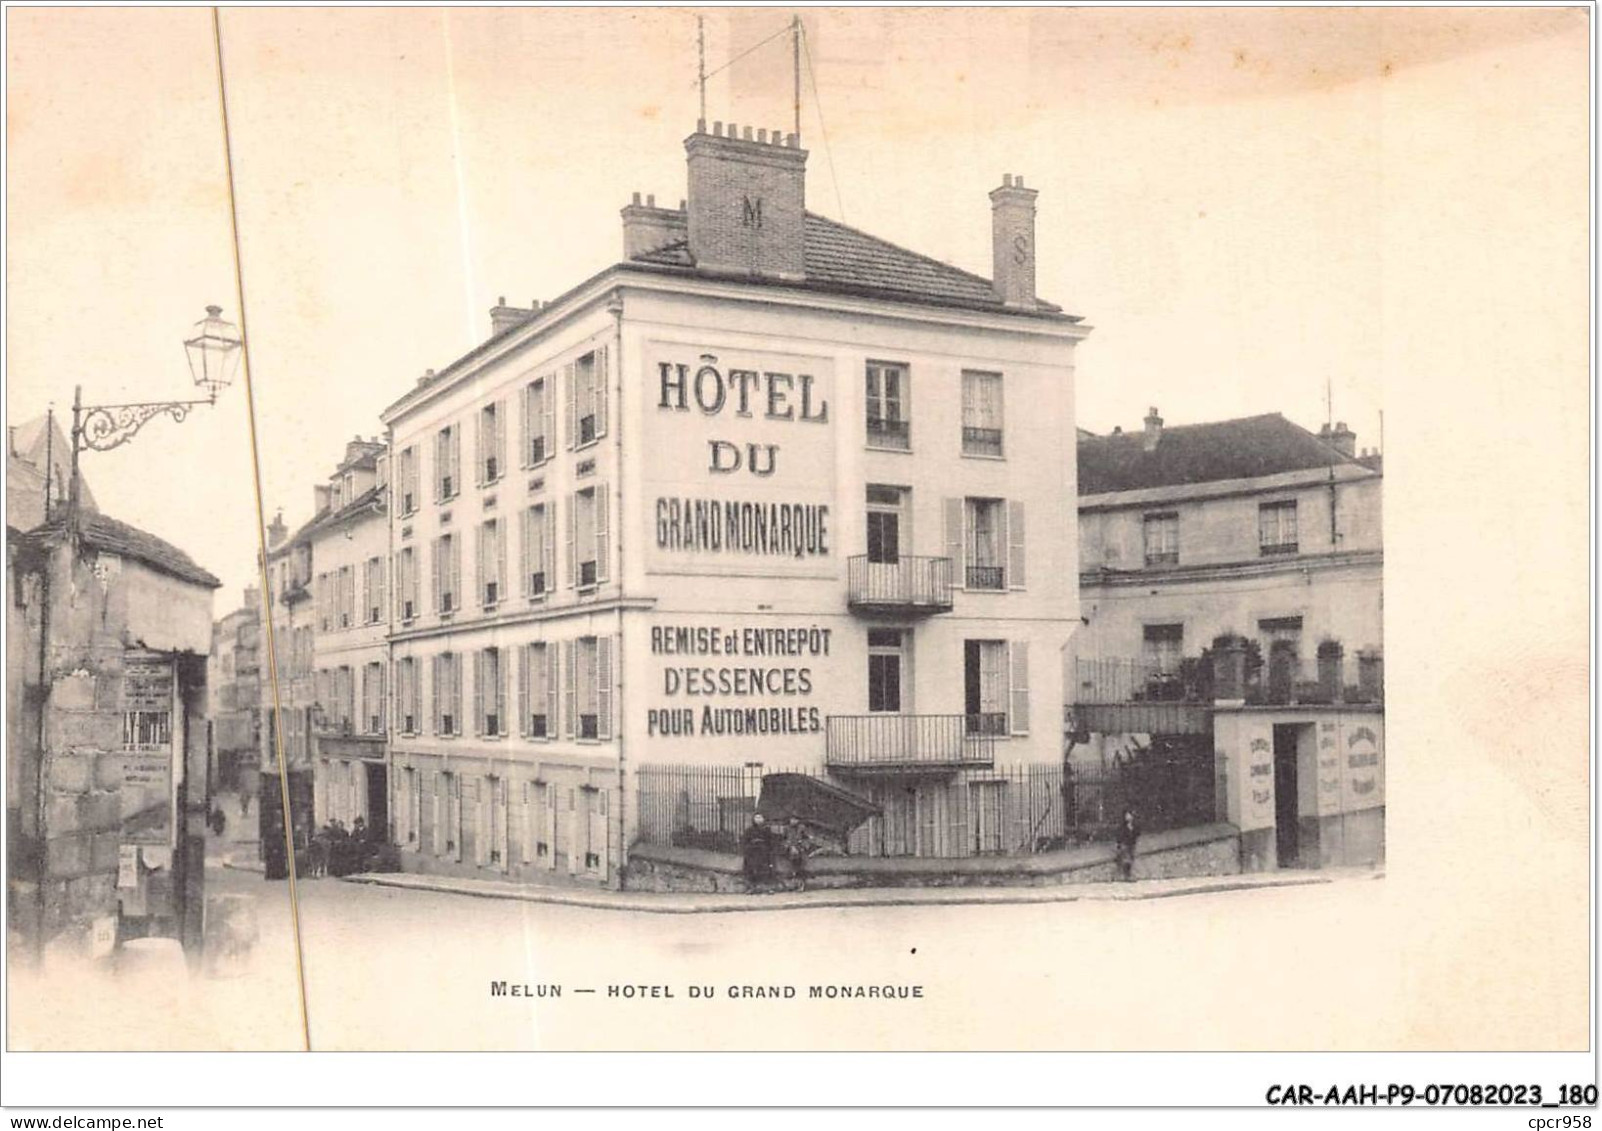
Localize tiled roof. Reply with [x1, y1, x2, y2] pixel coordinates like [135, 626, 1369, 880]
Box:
[305, 484, 386, 538]
[27, 512, 221, 588]
[1078, 413, 1366, 495]
[629, 213, 1070, 317]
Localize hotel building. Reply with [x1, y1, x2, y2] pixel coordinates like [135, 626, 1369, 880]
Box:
[380, 123, 1087, 885]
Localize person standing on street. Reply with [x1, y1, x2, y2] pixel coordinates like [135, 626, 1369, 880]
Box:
[741, 812, 776, 891]
[1115, 809, 1140, 882]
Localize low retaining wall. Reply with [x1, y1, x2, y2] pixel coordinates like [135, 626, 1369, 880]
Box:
[623, 823, 1242, 893]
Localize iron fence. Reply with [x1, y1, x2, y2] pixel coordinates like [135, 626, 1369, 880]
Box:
[635, 748, 1218, 860]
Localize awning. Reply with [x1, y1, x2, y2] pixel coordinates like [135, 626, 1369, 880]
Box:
[757, 773, 881, 837]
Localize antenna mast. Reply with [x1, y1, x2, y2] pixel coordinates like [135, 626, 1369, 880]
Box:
[792, 15, 802, 138]
[698, 15, 707, 124]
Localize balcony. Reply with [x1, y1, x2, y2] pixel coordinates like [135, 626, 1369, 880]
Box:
[825, 714, 995, 773]
[846, 555, 954, 614]
[865, 417, 910, 451]
[961, 425, 1003, 457]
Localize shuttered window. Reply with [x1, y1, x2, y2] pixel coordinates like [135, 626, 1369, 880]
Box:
[522, 376, 554, 466]
[520, 504, 551, 598]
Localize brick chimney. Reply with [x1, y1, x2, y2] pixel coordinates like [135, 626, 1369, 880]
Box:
[267, 510, 287, 549]
[1330, 421, 1356, 458]
[989, 174, 1038, 308]
[621, 193, 688, 258]
[1143, 406, 1163, 451]
[489, 297, 537, 338]
[684, 121, 808, 280]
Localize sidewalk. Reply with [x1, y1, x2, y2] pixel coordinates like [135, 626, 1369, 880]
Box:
[340, 866, 1380, 914]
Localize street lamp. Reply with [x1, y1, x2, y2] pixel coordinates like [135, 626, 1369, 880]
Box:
[65, 304, 242, 529]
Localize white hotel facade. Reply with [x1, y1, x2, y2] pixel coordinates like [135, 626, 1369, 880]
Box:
[380, 123, 1086, 886]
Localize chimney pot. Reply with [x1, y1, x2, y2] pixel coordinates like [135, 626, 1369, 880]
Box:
[1143, 407, 1164, 450]
[713, 121, 723, 136]
[742, 125, 752, 140]
[757, 128, 768, 143]
[647, 193, 656, 207]
[1015, 175, 1025, 188]
[785, 133, 797, 148]
[631, 192, 641, 205]
[697, 118, 706, 133]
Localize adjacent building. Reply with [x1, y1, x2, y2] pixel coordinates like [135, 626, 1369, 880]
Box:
[8, 510, 220, 961]
[305, 438, 390, 835]
[1069, 409, 1384, 871]
[208, 586, 262, 797]
[257, 510, 318, 878]
[378, 122, 1086, 885]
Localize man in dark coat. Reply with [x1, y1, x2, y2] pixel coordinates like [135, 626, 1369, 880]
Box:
[1115, 809, 1140, 882]
[741, 813, 776, 890]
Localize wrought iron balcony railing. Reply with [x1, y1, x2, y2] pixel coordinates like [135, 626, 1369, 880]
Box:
[825, 713, 996, 772]
[846, 555, 954, 613]
[866, 416, 911, 450]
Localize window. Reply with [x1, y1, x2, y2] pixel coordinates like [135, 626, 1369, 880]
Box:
[342, 471, 355, 506]
[316, 572, 332, 631]
[362, 661, 385, 734]
[397, 657, 418, 734]
[398, 446, 418, 516]
[433, 652, 461, 736]
[867, 629, 904, 713]
[964, 639, 1028, 736]
[435, 424, 461, 501]
[442, 772, 461, 858]
[338, 565, 354, 628]
[966, 498, 1005, 589]
[1259, 500, 1299, 556]
[396, 547, 418, 622]
[400, 767, 418, 844]
[1142, 624, 1184, 675]
[365, 556, 385, 624]
[521, 503, 554, 599]
[566, 348, 609, 449]
[1260, 616, 1304, 698]
[1143, 512, 1179, 567]
[569, 486, 609, 590]
[478, 519, 505, 608]
[332, 666, 354, 732]
[865, 485, 904, 564]
[477, 401, 504, 485]
[519, 642, 555, 738]
[475, 647, 505, 736]
[522, 375, 554, 466]
[948, 497, 1025, 591]
[565, 636, 612, 740]
[865, 361, 910, 450]
[433, 533, 461, 614]
[961, 370, 1004, 457]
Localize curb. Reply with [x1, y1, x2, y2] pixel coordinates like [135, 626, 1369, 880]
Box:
[339, 869, 1350, 914]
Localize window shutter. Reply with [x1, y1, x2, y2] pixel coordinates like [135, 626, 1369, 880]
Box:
[519, 508, 531, 597]
[563, 640, 577, 738]
[451, 426, 461, 494]
[565, 493, 577, 588]
[494, 400, 506, 472]
[594, 345, 609, 438]
[546, 785, 559, 871]
[597, 635, 613, 740]
[376, 557, 387, 623]
[542, 377, 556, 458]
[431, 539, 441, 612]
[520, 384, 532, 468]
[430, 656, 440, 733]
[475, 525, 486, 606]
[1009, 640, 1030, 736]
[431, 773, 443, 855]
[451, 778, 463, 861]
[944, 498, 965, 584]
[450, 538, 462, 609]
[516, 645, 528, 736]
[543, 505, 557, 592]
[496, 520, 506, 594]
[546, 642, 559, 739]
[1008, 500, 1026, 589]
[472, 651, 484, 735]
[595, 485, 610, 583]
[474, 780, 488, 865]
[475, 411, 485, 486]
[563, 362, 577, 449]
[498, 778, 511, 872]
[392, 553, 401, 621]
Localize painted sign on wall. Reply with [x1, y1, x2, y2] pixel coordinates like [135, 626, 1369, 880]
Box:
[1342, 723, 1384, 811]
[644, 342, 836, 578]
[1244, 731, 1275, 830]
[645, 622, 831, 739]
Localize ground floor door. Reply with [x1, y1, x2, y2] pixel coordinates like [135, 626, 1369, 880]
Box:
[366, 763, 389, 841]
[1272, 723, 1302, 866]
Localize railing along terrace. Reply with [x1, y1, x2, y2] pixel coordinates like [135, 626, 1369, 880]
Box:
[825, 713, 995, 769]
[866, 417, 911, 450]
[846, 555, 954, 610]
